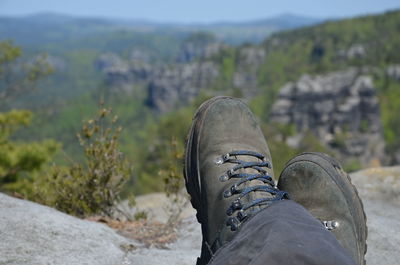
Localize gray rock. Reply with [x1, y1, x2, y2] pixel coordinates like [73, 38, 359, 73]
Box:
[95, 53, 153, 94]
[97, 44, 269, 113]
[233, 47, 266, 98]
[270, 68, 386, 166]
[95, 53, 129, 73]
[0, 193, 136, 265]
[0, 191, 201, 265]
[347, 44, 367, 59]
[96, 45, 224, 112]
[387, 65, 400, 81]
[350, 167, 400, 265]
[147, 61, 219, 112]
[115, 192, 196, 223]
[123, 215, 201, 265]
[177, 38, 224, 63]
[2, 166, 400, 265]
[337, 44, 366, 59]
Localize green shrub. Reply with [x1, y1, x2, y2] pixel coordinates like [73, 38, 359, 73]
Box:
[0, 112, 58, 197]
[36, 106, 132, 217]
[330, 132, 347, 149]
[343, 159, 362, 172]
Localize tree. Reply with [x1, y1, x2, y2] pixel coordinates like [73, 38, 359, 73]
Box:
[0, 40, 58, 196]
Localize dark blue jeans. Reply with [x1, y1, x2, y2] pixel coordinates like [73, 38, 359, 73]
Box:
[209, 200, 357, 265]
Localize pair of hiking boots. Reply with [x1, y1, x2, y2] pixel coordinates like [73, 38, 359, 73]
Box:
[184, 97, 367, 265]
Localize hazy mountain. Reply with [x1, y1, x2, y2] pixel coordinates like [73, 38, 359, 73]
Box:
[0, 12, 323, 46]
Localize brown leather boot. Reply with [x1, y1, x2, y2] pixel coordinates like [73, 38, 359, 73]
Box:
[278, 152, 367, 265]
[184, 96, 288, 265]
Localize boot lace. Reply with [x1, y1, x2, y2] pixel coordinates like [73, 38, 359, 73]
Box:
[215, 150, 288, 231]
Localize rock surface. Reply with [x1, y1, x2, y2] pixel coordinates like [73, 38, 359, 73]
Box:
[0, 192, 137, 265]
[271, 68, 386, 166]
[177, 35, 224, 63]
[233, 47, 266, 98]
[147, 61, 219, 112]
[95, 43, 267, 112]
[350, 167, 400, 265]
[96, 51, 221, 112]
[387, 64, 400, 81]
[1, 167, 399, 265]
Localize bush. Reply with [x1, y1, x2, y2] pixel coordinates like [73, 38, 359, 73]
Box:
[0, 110, 59, 197]
[36, 106, 132, 217]
[0, 41, 58, 197]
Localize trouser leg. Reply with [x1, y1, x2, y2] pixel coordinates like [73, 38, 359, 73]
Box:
[209, 200, 357, 265]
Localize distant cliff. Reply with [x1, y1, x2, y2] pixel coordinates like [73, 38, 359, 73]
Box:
[95, 10, 400, 168]
[270, 69, 386, 166]
[96, 37, 267, 112]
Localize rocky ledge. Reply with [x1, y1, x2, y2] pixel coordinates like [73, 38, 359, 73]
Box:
[1, 166, 400, 265]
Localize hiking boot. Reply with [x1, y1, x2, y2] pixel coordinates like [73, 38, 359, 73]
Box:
[184, 96, 288, 265]
[278, 152, 367, 265]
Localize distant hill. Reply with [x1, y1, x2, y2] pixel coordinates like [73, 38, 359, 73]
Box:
[0, 12, 322, 109]
[0, 12, 322, 46]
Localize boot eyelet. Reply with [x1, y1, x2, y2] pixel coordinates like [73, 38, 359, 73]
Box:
[230, 184, 238, 194]
[232, 199, 242, 209]
[214, 156, 224, 165]
[223, 153, 230, 160]
[237, 209, 247, 221]
[322, 220, 340, 230]
[226, 217, 240, 231]
[224, 189, 232, 198]
[219, 174, 229, 182]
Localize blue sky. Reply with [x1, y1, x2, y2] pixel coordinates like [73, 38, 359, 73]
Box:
[0, 0, 399, 23]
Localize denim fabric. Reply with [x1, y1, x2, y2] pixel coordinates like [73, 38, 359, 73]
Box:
[208, 200, 357, 265]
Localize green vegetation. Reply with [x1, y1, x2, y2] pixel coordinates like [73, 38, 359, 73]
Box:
[251, 10, 400, 115]
[2, 10, 400, 199]
[0, 41, 58, 197]
[4, 27, 185, 110]
[35, 106, 131, 217]
[379, 77, 400, 156]
[214, 47, 237, 90]
[0, 110, 59, 196]
[128, 96, 206, 194]
[249, 10, 400, 163]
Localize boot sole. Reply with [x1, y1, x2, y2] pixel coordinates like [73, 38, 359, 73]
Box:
[279, 152, 367, 265]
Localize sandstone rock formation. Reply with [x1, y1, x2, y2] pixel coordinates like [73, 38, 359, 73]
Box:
[337, 44, 366, 60]
[95, 41, 223, 112]
[95, 53, 153, 93]
[387, 64, 400, 81]
[96, 46, 268, 112]
[147, 61, 219, 112]
[233, 47, 266, 98]
[177, 39, 225, 63]
[271, 68, 386, 166]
